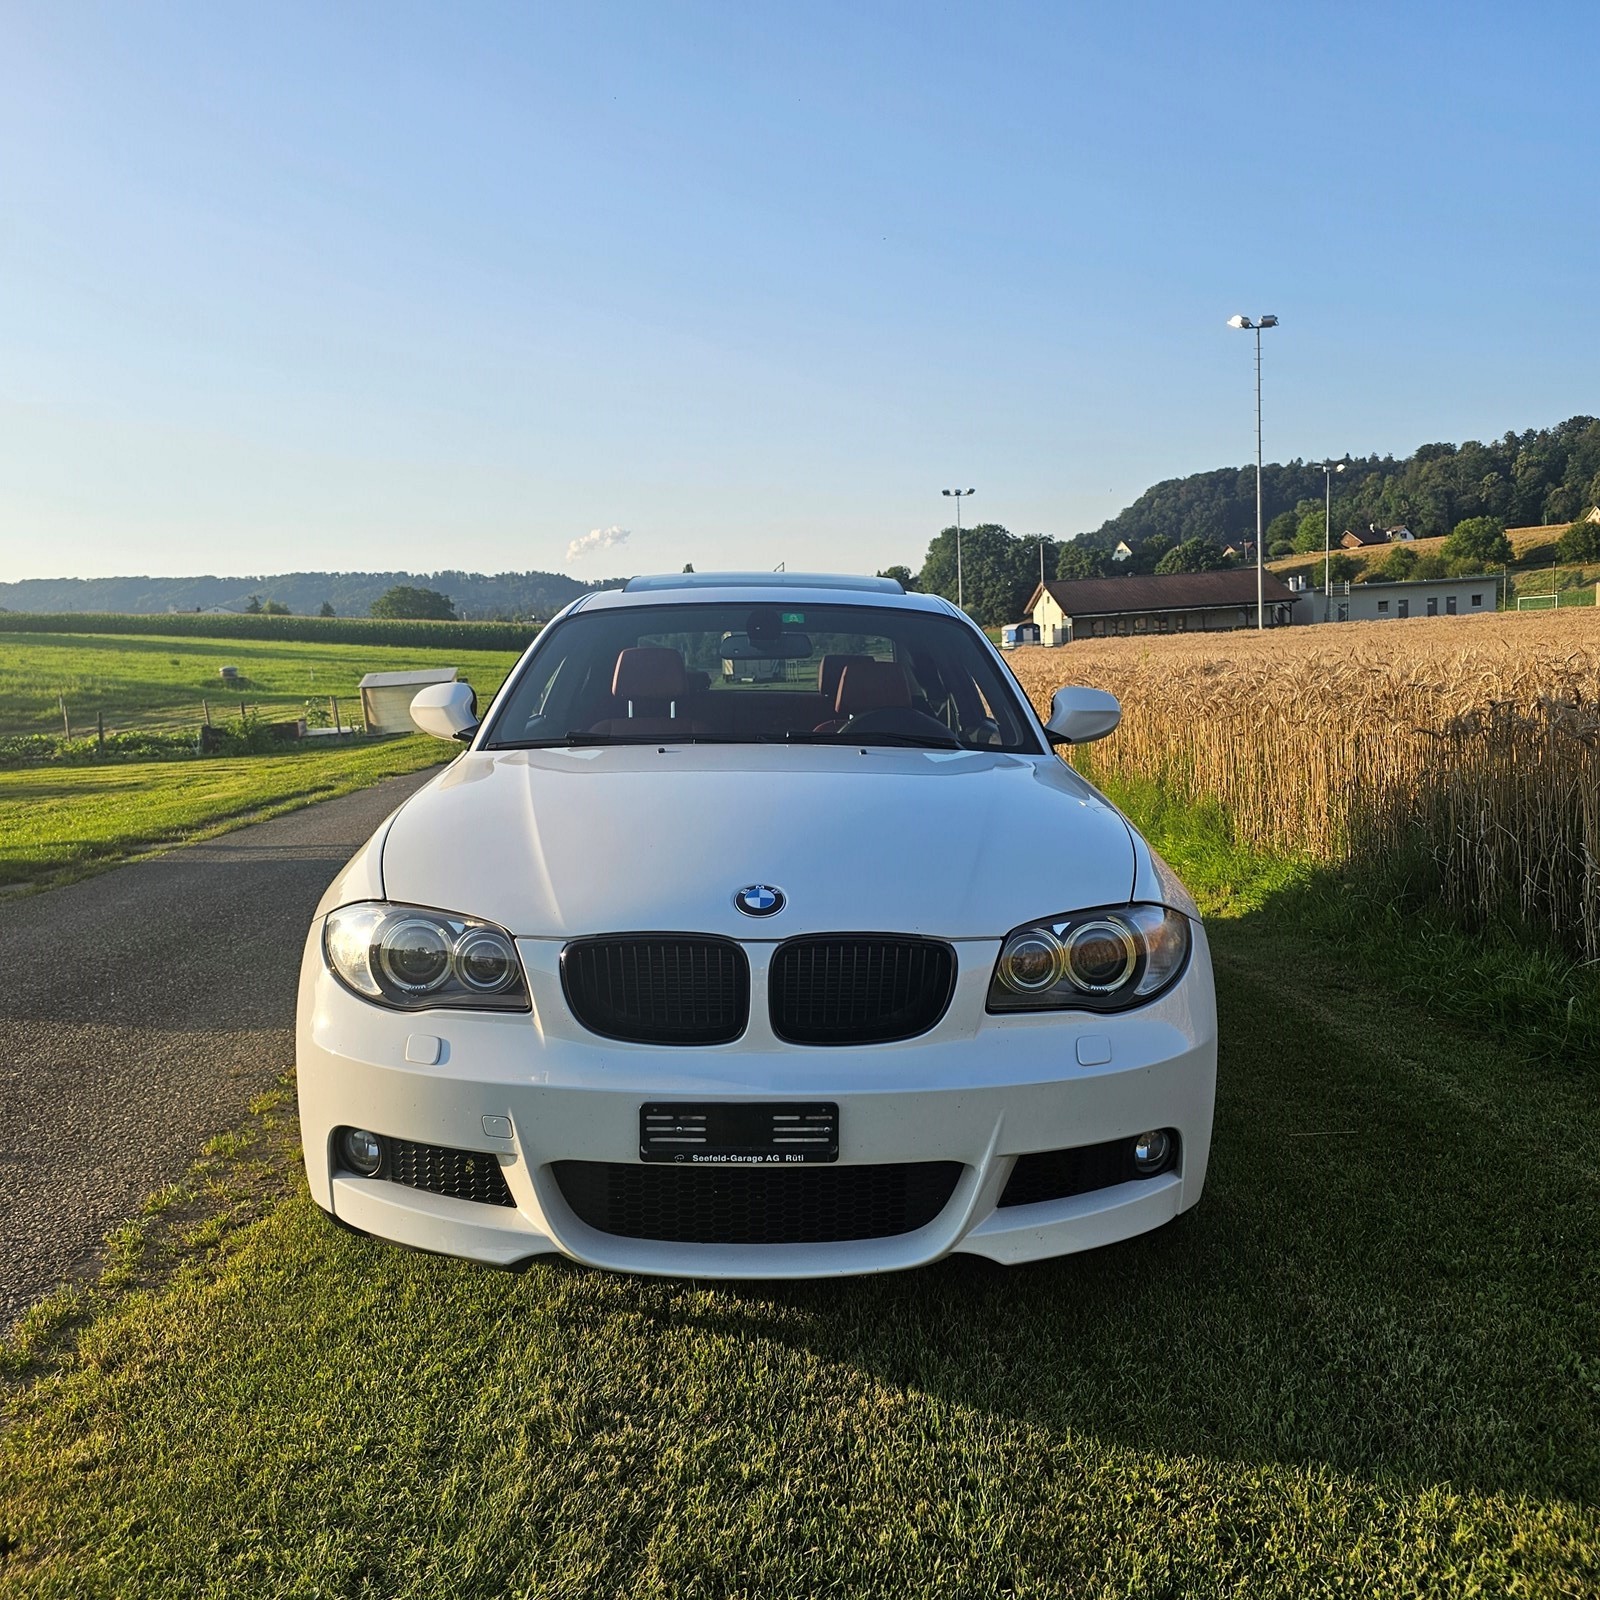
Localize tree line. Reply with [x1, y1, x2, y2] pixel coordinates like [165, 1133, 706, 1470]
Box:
[0, 567, 612, 621]
[882, 415, 1600, 624]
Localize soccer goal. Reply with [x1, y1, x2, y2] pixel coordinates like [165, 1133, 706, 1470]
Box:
[1516, 593, 1558, 610]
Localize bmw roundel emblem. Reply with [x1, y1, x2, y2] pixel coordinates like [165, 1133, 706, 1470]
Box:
[734, 883, 785, 917]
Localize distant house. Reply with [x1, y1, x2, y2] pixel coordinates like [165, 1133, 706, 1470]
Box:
[1026, 569, 1304, 643]
[1385, 526, 1415, 542]
[1339, 527, 1390, 549]
[1585, 505, 1600, 525]
[359, 667, 459, 734]
[1111, 541, 1134, 563]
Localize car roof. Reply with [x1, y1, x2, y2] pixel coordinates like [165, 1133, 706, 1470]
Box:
[569, 573, 960, 617]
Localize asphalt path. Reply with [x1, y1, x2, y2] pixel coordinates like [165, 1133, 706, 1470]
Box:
[0, 768, 438, 1331]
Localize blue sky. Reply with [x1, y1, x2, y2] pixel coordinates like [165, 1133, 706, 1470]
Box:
[2, 0, 1596, 582]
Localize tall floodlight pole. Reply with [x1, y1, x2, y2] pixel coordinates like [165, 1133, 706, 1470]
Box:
[1319, 461, 1346, 620]
[942, 488, 975, 609]
[1227, 315, 1279, 629]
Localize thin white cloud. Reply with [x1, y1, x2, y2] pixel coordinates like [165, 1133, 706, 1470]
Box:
[566, 525, 630, 562]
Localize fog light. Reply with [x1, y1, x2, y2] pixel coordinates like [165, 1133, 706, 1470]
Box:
[340, 1127, 383, 1176]
[1132, 1129, 1173, 1174]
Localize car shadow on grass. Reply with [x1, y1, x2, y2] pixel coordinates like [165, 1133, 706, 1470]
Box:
[613, 903, 1600, 1507]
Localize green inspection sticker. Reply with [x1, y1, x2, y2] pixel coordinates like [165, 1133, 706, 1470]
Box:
[782, 611, 805, 624]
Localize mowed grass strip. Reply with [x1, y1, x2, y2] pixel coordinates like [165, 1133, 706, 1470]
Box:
[1, 888, 1597, 1592]
[0, 739, 454, 890]
[0, 632, 523, 734]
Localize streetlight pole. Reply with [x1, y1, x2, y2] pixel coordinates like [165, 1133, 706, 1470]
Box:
[942, 488, 974, 610]
[1227, 314, 1279, 629]
[1318, 460, 1346, 621]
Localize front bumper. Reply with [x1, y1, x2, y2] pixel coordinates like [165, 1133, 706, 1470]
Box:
[296, 928, 1218, 1278]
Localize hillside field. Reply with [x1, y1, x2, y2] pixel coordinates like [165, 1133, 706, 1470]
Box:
[0, 631, 526, 737]
[1267, 521, 1599, 596]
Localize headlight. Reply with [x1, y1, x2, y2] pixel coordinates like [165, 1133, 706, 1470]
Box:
[988, 904, 1191, 1013]
[323, 902, 529, 1012]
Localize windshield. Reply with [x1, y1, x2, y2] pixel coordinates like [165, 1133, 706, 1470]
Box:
[481, 601, 1041, 752]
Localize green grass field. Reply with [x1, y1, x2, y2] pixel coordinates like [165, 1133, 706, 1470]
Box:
[0, 740, 454, 891]
[0, 631, 524, 735]
[1, 798, 1595, 1596]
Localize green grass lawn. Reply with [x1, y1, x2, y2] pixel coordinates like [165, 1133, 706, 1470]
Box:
[0, 631, 523, 735]
[1, 806, 1595, 1594]
[0, 739, 455, 891]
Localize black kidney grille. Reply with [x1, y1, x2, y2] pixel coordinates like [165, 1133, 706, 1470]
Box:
[562, 936, 749, 1045]
[553, 1160, 961, 1244]
[770, 936, 956, 1044]
[387, 1139, 514, 1207]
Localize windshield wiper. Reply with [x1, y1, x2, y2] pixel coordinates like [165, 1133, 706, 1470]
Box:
[768, 730, 964, 750]
[488, 732, 746, 748]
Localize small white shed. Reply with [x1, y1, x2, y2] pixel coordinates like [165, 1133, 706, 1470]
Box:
[359, 667, 459, 735]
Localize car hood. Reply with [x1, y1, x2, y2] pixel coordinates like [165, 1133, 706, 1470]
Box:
[378, 745, 1137, 940]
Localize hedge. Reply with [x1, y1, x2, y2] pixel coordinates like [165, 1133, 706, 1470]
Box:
[0, 612, 543, 650]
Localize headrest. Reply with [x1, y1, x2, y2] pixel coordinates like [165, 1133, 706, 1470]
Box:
[818, 653, 872, 705]
[613, 646, 688, 703]
[836, 659, 912, 714]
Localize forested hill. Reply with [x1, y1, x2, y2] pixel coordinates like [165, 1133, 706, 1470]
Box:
[0, 568, 613, 619]
[1079, 415, 1600, 553]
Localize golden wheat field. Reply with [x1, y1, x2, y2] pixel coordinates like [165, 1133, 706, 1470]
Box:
[1009, 608, 1600, 960]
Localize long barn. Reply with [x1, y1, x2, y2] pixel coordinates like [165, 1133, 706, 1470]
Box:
[1025, 570, 1303, 643]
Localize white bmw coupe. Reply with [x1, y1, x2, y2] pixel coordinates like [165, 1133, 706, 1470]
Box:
[296, 572, 1216, 1277]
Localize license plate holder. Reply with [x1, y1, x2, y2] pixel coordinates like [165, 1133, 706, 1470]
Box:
[639, 1102, 839, 1164]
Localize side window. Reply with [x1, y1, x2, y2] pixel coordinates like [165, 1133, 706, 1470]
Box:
[1378, 600, 1390, 614]
[1471, 593, 1483, 607]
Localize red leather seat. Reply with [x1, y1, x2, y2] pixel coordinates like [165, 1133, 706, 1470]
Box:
[815, 659, 912, 733]
[817, 653, 872, 708]
[588, 647, 710, 738]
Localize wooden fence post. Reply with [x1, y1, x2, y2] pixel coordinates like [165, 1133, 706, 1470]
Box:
[97, 711, 105, 755]
[202, 699, 211, 727]
[59, 695, 70, 739]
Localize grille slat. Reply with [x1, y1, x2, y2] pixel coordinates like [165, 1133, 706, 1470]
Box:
[563, 935, 749, 1045]
[387, 1139, 515, 1207]
[770, 936, 955, 1045]
[554, 1160, 961, 1244]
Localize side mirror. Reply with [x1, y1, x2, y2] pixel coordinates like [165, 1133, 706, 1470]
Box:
[1044, 686, 1120, 745]
[410, 681, 479, 743]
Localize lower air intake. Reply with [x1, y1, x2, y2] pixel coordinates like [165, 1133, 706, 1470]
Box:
[553, 1160, 961, 1244]
[388, 1139, 515, 1207]
[998, 1135, 1178, 1208]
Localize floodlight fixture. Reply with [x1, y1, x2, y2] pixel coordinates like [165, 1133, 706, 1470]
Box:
[941, 488, 976, 610]
[1226, 313, 1283, 629]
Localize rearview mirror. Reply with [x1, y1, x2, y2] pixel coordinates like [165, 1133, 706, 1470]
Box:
[410, 681, 478, 743]
[1044, 686, 1120, 745]
[718, 631, 814, 661]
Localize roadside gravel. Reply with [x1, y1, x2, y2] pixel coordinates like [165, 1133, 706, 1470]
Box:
[0, 767, 436, 1330]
